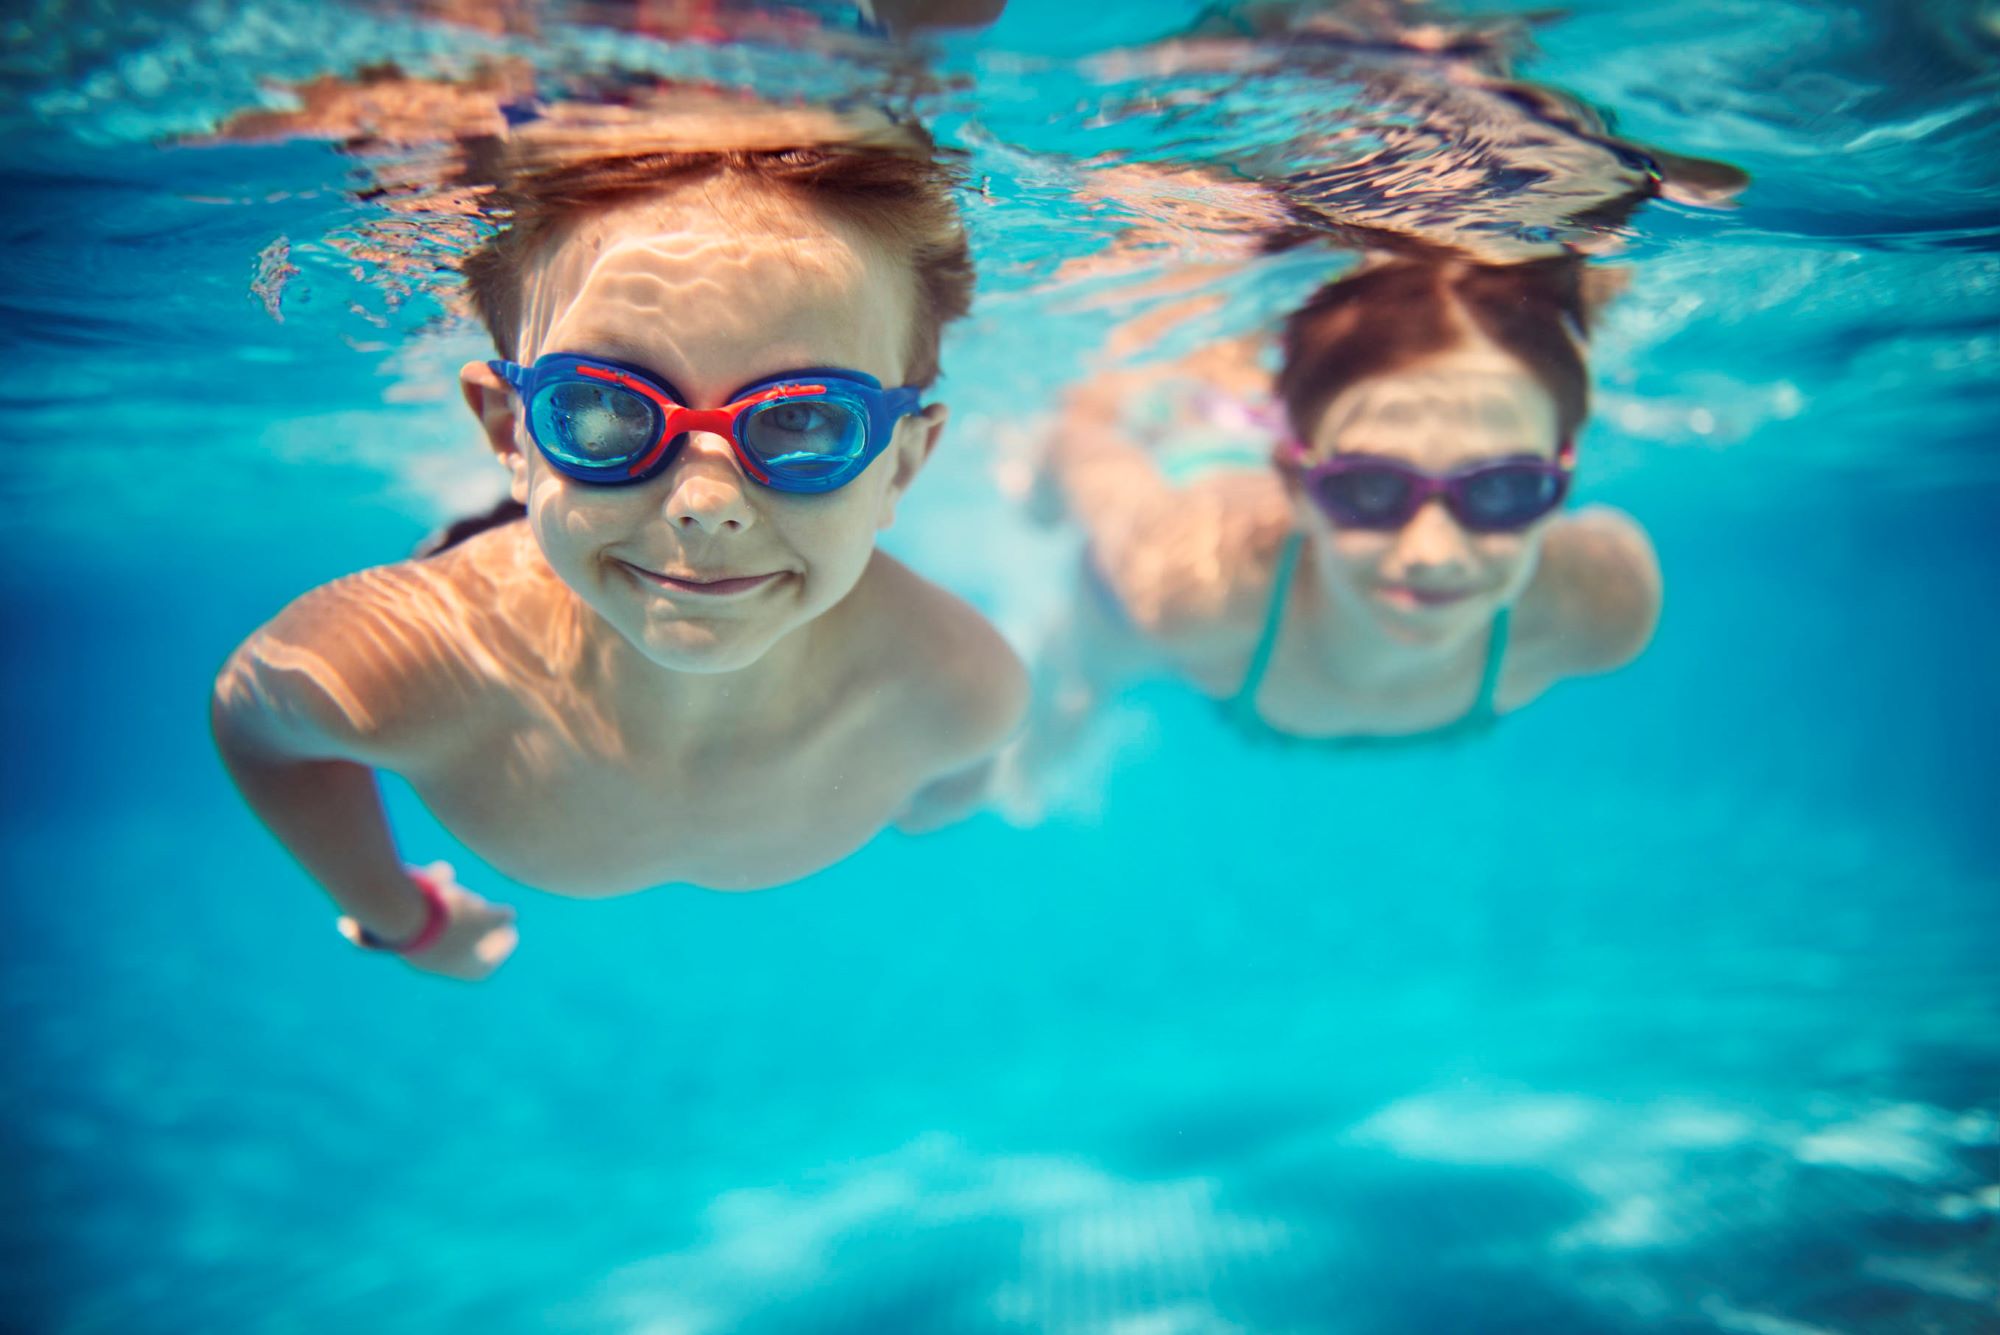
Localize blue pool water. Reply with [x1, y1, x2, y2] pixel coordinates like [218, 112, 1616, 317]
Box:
[3, 2, 1998, 1332]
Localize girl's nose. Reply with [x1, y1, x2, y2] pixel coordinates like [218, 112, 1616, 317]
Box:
[1383, 498, 1472, 578]
[661, 432, 756, 534]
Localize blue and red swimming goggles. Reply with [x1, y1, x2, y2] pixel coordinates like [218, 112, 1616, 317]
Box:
[490, 353, 924, 495]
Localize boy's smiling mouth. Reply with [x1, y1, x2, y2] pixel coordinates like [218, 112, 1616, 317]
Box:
[617, 560, 785, 597]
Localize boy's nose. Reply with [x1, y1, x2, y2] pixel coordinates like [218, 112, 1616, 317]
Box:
[662, 432, 756, 534]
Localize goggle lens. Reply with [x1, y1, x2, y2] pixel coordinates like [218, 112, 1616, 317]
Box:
[1316, 467, 1417, 527]
[741, 396, 870, 481]
[1456, 464, 1564, 531]
[1307, 458, 1567, 533]
[531, 381, 659, 470]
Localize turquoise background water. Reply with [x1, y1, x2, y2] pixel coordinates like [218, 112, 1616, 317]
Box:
[3, 1, 1997, 1331]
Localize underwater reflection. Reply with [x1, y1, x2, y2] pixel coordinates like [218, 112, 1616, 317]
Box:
[1000, 4, 1755, 807]
[1050, 2, 1746, 271]
[1011, 253, 1662, 798]
[211, 91, 1024, 980]
[370, 0, 1006, 38]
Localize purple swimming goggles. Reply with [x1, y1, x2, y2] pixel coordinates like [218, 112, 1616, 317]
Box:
[491, 352, 923, 495]
[1280, 440, 1574, 534]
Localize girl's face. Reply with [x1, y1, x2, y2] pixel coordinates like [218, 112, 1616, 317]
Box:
[462, 178, 945, 674]
[1293, 336, 1563, 646]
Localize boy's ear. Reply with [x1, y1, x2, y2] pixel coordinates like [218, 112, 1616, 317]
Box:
[878, 402, 948, 530]
[460, 360, 530, 504]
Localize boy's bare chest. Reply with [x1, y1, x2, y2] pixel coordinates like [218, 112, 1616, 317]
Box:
[407, 703, 921, 895]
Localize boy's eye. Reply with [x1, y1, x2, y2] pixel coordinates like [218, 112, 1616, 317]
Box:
[744, 397, 864, 471]
[533, 382, 657, 463]
[762, 402, 833, 434]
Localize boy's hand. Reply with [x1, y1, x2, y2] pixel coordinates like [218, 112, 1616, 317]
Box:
[338, 862, 519, 982]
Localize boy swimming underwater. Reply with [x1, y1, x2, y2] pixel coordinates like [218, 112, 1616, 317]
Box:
[212, 104, 1025, 980]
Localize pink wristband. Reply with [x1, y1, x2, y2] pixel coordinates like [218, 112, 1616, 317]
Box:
[355, 868, 450, 954]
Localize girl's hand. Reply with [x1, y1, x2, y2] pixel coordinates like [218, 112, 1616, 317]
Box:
[338, 861, 519, 982]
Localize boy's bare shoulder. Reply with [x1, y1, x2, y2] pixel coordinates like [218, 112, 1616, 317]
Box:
[214, 524, 545, 762]
[854, 553, 1029, 767]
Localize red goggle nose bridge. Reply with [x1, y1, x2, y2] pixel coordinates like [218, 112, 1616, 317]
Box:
[572, 366, 828, 482]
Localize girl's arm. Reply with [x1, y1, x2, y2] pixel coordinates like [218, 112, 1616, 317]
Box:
[1049, 368, 1177, 563]
[1048, 365, 1289, 645]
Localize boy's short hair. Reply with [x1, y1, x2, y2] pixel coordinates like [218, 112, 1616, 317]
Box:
[460, 101, 974, 387]
[1277, 257, 1593, 444]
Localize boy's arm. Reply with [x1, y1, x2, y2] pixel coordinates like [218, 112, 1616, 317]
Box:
[211, 706, 427, 939]
[891, 580, 1031, 835]
[210, 574, 516, 980]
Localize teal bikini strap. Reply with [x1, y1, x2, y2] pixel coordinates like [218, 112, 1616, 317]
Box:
[1233, 530, 1305, 719]
[1233, 536, 1510, 729]
[1470, 606, 1512, 719]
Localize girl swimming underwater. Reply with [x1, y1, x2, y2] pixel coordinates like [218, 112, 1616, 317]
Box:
[1024, 256, 1658, 770]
